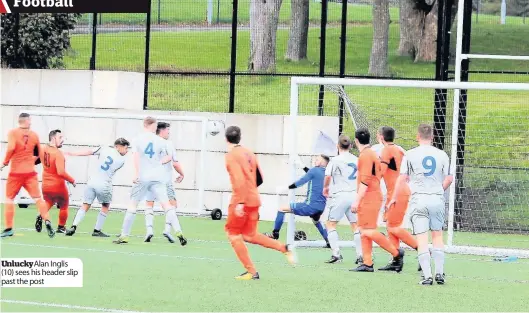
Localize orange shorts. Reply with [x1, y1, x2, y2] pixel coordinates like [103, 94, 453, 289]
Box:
[43, 186, 69, 210]
[386, 194, 410, 228]
[357, 193, 383, 229]
[225, 205, 259, 236]
[5, 173, 41, 200]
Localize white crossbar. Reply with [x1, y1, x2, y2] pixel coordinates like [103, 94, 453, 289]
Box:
[461, 54, 529, 61]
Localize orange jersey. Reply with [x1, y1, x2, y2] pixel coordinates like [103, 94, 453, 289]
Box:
[357, 146, 382, 194]
[381, 144, 411, 199]
[2, 128, 40, 175]
[39, 145, 75, 190]
[225, 145, 262, 207]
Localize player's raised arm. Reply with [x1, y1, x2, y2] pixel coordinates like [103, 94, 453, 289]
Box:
[290, 168, 314, 189]
[1, 130, 16, 169]
[65, 146, 102, 157]
[55, 152, 75, 185]
[323, 159, 333, 197]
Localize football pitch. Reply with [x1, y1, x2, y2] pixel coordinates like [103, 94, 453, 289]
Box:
[1, 207, 528, 312]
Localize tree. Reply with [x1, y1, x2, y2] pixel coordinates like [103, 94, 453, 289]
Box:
[248, 0, 284, 72]
[1, 13, 81, 69]
[285, 0, 310, 61]
[369, 0, 391, 76]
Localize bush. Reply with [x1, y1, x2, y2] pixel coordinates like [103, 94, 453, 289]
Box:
[1, 13, 81, 69]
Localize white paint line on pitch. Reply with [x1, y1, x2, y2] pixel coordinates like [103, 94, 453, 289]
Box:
[0, 299, 141, 313]
[4, 242, 528, 284]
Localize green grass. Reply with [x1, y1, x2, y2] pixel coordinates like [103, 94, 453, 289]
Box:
[1, 207, 528, 312]
[78, 1, 529, 26]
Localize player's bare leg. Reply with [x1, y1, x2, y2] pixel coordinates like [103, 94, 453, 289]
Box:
[324, 221, 343, 263]
[264, 206, 289, 240]
[228, 233, 260, 280]
[1, 198, 17, 237]
[431, 230, 445, 284]
[160, 200, 186, 246]
[92, 204, 110, 237]
[66, 203, 91, 236]
[144, 200, 155, 242]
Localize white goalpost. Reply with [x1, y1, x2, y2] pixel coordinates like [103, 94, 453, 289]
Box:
[287, 77, 529, 259]
[14, 110, 213, 217]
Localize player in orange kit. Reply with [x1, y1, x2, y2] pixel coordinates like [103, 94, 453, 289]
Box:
[1, 113, 55, 238]
[376, 127, 418, 271]
[224, 126, 296, 280]
[350, 128, 405, 272]
[37, 130, 76, 234]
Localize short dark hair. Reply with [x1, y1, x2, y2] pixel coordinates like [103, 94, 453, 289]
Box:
[156, 122, 170, 135]
[418, 123, 433, 140]
[19, 113, 30, 119]
[355, 128, 370, 145]
[380, 126, 395, 142]
[49, 129, 61, 141]
[338, 134, 352, 150]
[114, 138, 130, 147]
[225, 125, 241, 144]
[320, 154, 330, 163]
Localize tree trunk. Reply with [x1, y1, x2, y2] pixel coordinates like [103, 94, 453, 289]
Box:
[249, 0, 283, 72]
[285, 0, 310, 61]
[398, 0, 416, 57]
[415, 0, 438, 62]
[369, 0, 390, 76]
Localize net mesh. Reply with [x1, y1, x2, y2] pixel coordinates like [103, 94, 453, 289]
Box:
[292, 83, 529, 253]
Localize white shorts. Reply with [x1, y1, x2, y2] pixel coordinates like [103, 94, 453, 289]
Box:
[83, 183, 112, 205]
[131, 181, 168, 204]
[327, 192, 357, 223]
[409, 194, 446, 235]
[145, 182, 176, 202]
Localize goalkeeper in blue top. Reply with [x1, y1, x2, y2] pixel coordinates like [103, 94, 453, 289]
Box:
[265, 154, 329, 245]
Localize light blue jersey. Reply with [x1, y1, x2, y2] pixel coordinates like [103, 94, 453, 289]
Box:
[88, 146, 126, 187]
[161, 140, 178, 183]
[133, 132, 173, 182]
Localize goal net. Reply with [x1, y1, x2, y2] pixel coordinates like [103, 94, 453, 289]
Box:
[12, 110, 212, 217]
[287, 77, 529, 258]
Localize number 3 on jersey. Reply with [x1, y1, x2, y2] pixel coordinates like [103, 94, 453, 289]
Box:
[422, 156, 436, 177]
[101, 156, 114, 171]
[347, 163, 358, 180]
[144, 142, 155, 158]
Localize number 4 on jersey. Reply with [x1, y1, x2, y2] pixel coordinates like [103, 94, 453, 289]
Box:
[144, 142, 154, 158]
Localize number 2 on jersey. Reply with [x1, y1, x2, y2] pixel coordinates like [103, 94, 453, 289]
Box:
[347, 163, 358, 180]
[422, 156, 436, 177]
[101, 156, 114, 171]
[144, 142, 154, 158]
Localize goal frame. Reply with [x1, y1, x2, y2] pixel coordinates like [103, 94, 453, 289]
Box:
[13, 110, 210, 216]
[287, 77, 529, 258]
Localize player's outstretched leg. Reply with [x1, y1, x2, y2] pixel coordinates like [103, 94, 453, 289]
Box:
[92, 204, 110, 237]
[144, 201, 155, 242]
[161, 203, 186, 246]
[229, 234, 260, 280]
[66, 204, 89, 236]
[265, 210, 285, 240]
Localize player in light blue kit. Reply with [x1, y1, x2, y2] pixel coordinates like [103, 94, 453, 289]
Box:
[64, 138, 130, 237]
[266, 154, 329, 245]
[389, 124, 453, 285]
[143, 122, 186, 245]
[114, 117, 187, 245]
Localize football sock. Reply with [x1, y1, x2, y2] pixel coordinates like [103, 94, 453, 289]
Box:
[313, 220, 328, 240]
[361, 236, 374, 266]
[388, 231, 400, 249]
[353, 231, 363, 258]
[36, 199, 50, 222]
[327, 229, 340, 256]
[273, 211, 285, 232]
[94, 211, 107, 231]
[370, 231, 399, 257]
[121, 211, 136, 236]
[72, 209, 86, 226]
[244, 233, 287, 253]
[4, 203, 15, 229]
[229, 236, 257, 275]
[166, 208, 182, 234]
[418, 251, 432, 279]
[58, 208, 68, 227]
[145, 208, 154, 234]
[432, 248, 445, 275]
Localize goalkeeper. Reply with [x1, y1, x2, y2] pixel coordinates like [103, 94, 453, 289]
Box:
[265, 154, 329, 245]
